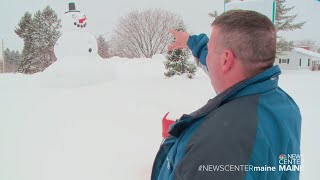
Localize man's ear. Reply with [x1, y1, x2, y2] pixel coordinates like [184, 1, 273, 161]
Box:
[222, 50, 235, 73]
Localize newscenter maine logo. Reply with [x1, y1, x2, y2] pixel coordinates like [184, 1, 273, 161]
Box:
[278, 154, 302, 171]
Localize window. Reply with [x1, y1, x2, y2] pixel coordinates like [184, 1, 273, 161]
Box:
[299, 59, 301, 66]
[281, 59, 289, 64]
[312, 60, 320, 65]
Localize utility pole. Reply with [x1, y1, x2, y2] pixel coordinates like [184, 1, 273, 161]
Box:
[1, 39, 4, 73]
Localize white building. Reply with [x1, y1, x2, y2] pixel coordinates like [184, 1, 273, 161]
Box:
[274, 47, 320, 71]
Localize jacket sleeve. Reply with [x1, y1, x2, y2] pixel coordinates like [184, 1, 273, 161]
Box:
[174, 96, 260, 180]
[187, 34, 209, 68]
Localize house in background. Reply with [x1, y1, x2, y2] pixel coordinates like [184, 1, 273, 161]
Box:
[274, 47, 320, 71]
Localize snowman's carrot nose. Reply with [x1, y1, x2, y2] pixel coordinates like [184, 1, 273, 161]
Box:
[79, 18, 87, 23]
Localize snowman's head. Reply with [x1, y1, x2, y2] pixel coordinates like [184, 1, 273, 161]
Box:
[62, 2, 88, 32]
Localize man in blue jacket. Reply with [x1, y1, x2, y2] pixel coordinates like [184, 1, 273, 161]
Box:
[151, 10, 301, 180]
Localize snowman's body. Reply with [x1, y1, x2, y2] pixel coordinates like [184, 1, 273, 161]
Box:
[54, 31, 98, 59]
[41, 3, 113, 88]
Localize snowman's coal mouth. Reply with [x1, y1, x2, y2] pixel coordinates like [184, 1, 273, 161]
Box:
[74, 22, 87, 28]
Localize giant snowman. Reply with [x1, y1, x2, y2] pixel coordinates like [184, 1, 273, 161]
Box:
[41, 2, 113, 88]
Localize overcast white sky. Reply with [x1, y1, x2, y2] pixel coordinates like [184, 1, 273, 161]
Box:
[0, 0, 319, 51]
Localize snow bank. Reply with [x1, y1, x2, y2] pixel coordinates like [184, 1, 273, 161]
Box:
[41, 56, 115, 88]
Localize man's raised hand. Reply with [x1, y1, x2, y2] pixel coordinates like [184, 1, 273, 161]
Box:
[168, 29, 189, 51]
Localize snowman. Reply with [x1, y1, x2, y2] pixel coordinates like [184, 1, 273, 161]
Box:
[41, 2, 114, 88]
[54, 2, 98, 58]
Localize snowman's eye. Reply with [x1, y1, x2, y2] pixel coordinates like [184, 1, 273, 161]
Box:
[89, 48, 92, 53]
[72, 14, 77, 19]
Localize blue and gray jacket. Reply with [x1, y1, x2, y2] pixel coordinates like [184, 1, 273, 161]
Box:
[151, 34, 302, 180]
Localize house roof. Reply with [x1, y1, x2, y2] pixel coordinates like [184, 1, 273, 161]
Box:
[294, 47, 320, 59]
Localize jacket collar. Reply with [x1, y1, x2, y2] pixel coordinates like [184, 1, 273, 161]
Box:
[169, 65, 281, 137]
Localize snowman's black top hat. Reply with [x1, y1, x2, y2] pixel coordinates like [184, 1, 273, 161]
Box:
[65, 2, 80, 14]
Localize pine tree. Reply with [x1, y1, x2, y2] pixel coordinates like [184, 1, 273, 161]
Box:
[15, 6, 61, 74]
[210, 0, 305, 55]
[15, 12, 34, 73]
[3, 48, 13, 62]
[275, 0, 305, 55]
[3, 48, 22, 72]
[3, 48, 22, 62]
[164, 24, 197, 79]
[97, 35, 110, 59]
[208, 10, 219, 19]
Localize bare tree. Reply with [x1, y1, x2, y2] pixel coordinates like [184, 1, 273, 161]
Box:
[109, 9, 184, 58]
[97, 35, 110, 59]
[295, 40, 320, 52]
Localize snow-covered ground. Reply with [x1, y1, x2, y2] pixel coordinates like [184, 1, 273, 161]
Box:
[0, 55, 319, 179]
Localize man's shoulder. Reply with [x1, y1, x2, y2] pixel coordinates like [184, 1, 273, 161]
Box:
[209, 94, 260, 119]
[189, 95, 260, 142]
